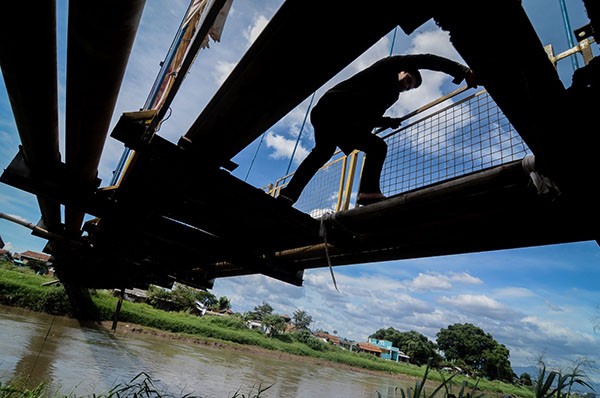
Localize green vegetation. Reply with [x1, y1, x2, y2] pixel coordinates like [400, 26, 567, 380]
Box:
[436, 323, 514, 382]
[0, 372, 271, 398]
[0, 261, 72, 315]
[1, 261, 593, 398]
[371, 328, 440, 366]
[532, 361, 595, 398]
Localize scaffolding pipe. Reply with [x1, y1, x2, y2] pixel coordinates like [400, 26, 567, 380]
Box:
[0, 0, 62, 230]
[558, 0, 580, 70]
[64, 0, 146, 233]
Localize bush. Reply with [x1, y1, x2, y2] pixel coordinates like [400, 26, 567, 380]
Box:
[292, 330, 327, 351]
[0, 266, 72, 315]
[202, 314, 246, 330]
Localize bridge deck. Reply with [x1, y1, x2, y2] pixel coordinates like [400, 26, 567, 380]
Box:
[1, 0, 598, 290]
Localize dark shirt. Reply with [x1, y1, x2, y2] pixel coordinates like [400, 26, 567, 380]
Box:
[312, 54, 469, 128]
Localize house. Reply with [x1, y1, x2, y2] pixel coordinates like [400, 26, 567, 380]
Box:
[18, 250, 51, 264]
[355, 342, 384, 357]
[114, 288, 148, 303]
[16, 250, 52, 274]
[313, 331, 340, 346]
[368, 338, 410, 363]
[246, 320, 263, 330]
[338, 337, 356, 351]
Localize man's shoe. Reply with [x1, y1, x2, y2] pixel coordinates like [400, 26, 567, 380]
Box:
[356, 193, 386, 206]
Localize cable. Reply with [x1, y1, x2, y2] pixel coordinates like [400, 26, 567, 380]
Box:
[286, 92, 316, 175]
[244, 132, 266, 181]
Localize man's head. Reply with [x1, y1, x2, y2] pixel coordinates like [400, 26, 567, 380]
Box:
[398, 70, 422, 91]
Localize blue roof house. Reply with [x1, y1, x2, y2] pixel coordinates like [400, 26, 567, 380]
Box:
[368, 338, 410, 363]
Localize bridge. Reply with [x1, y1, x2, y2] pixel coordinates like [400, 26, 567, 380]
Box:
[1, 0, 598, 306]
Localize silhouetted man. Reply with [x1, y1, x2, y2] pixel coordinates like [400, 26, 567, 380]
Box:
[278, 53, 476, 206]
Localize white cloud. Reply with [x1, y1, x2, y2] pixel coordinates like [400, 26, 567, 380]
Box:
[450, 272, 483, 285]
[520, 316, 598, 347]
[408, 29, 464, 62]
[407, 271, 481, 291]
[438, 294, 516, 320]
[494, 287, 536, 298]
[213, 61, 236, 85]
[245, 14, 269, 47]
[543, 300, 565, 312]
[264, 131, 309, 165]
[410, 273, 453, 291]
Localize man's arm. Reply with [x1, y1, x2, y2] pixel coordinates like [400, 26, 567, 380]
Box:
[392, 53, 474, 85]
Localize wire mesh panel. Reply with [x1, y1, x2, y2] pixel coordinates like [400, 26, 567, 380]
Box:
[380, 90, 531, 196]
[272, 154, 348, 218]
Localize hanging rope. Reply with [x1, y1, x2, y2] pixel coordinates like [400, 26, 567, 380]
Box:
[28, 315, 56, 383]
[286, 92, 316, 175]
[319, 215, 339, 292]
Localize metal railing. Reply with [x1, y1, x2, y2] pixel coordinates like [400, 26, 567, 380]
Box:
[379, 89, 530, 197]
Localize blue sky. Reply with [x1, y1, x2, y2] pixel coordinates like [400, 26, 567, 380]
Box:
[1, 0, 599, 383]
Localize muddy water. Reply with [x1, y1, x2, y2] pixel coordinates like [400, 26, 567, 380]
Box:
[0, 305, 404, 397]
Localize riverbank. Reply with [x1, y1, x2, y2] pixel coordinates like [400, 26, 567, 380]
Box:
[0, 262, 532, 397]
[101, 319, 427, 386]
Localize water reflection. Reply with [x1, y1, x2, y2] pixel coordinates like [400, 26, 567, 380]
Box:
[0, 305, 402, 397]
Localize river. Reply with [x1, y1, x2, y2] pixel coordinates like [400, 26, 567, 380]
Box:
[0, 305, 406, 397]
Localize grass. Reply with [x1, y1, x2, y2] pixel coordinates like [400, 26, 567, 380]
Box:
[0, 372, 272, 398]
[0, 262, 536, 398]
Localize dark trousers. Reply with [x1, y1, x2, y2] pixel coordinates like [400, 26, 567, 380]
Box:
[280, 125, 387, 202]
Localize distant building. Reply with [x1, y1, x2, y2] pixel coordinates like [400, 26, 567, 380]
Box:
[313, 331, 340, 345]
[114, 288, 148, 303]
[246, 320, 264, 331]
[18, 250, 51, 264]
[355, 341, 384, 357]
[363, 338, 410, 363]
[338, 337, 356, 351]
[281, 313, 292, 323]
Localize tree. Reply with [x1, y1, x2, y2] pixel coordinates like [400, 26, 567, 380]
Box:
[216, 296, 231, 311]
[436, 323, 515, 381]
[292, 309, 313, 331]
[370, 327, 440, 366]
[26, 258, 48, 275]
[170, 284, 208, 311]
[262, 314, 286, 337]
[253, 302, 273, 321]
[519, 372, 533, 386]
[147, 284, 216, 313]
[197, 290, 218, 308]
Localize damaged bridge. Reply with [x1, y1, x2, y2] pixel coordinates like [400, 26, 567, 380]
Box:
[1, 0, 598, 299]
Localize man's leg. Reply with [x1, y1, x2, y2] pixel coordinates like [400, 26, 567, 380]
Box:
[356, 133, 387, 196]
[279, 141, 336, 204]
